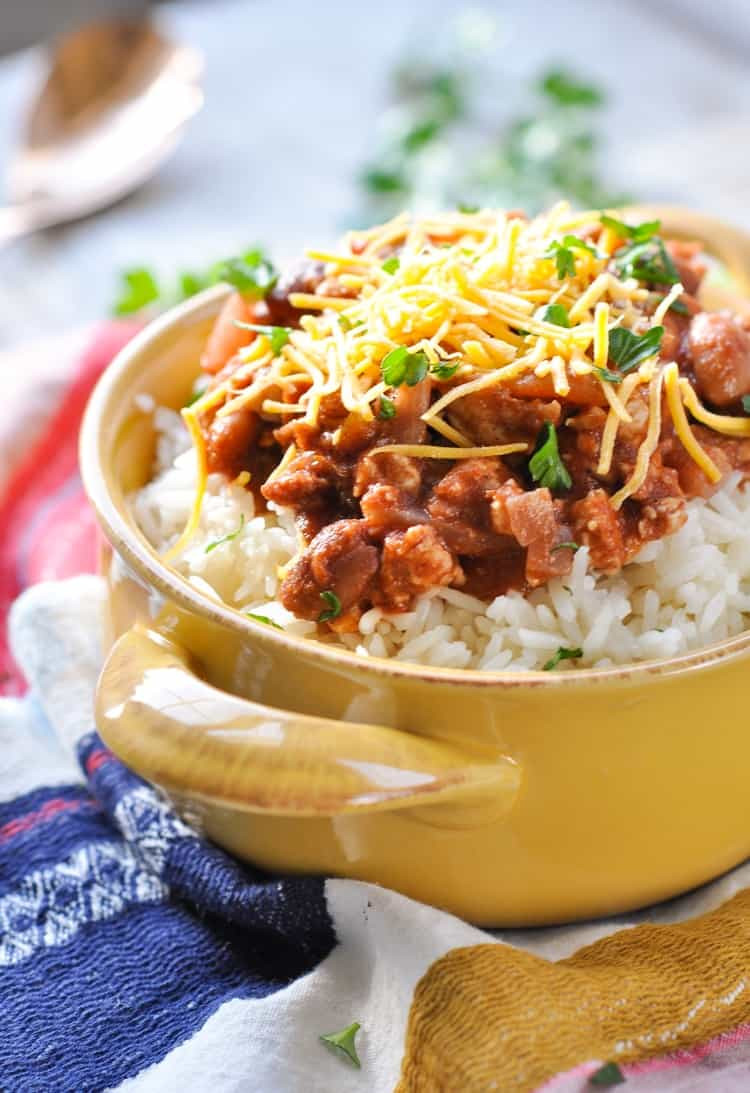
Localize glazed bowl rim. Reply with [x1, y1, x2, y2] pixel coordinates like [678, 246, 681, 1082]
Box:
[79, 221, 750, 690]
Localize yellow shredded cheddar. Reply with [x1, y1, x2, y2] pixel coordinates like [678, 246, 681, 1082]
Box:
[664, 364, 722, 484]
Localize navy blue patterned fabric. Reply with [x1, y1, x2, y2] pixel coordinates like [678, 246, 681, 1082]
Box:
[0, 729, 336, 1093]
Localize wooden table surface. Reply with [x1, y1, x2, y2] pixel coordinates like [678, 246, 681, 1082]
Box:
[0, 0, 748, 346]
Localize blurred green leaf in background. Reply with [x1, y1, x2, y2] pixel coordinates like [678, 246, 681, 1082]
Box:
[357, 10, 628, 223]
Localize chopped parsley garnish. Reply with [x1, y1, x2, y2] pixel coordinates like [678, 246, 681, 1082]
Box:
[361, 167, 407, 194]
[541, 303, 570, 328]
[204, 514, 245, 553]
[552, 540, 580, 552]
[613, 237, 678, 286]
[599, 214, 660, 243]
[339, 314, 365, 332]
[178, 270, 210, 298]
[111, 246, 277, 315]
[589, 1061, 625, 1086]
[246, 613, 283, 629]
[381, 256, 400, 275]
[402, 118, 441, 153]
[546, 235, 598, 280]
[529, 422, 572, 492]
[318, 590, 342, 623]
[234, 321, 290, 355]
[430, 361, 460, 380]
[381, 347, 430, 387]
[319, 1022, 361, 1068]
[540, 69, 604, 107]
[378, 394, 396, 420]
[608, 325, 663, 374]
[458, 202, 480, 213]
[216, 249, 278, 297]
[543, 646, 583, 671]
[593, 366, 625, 384]
[113, 268, 160, 315]
[667, 297, 689, 316]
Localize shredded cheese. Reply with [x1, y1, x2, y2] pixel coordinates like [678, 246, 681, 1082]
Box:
[593, 302, 610, 369]
[163, 407, 208, 560]
[679, 380, 750, 438]
[610, 367, 665, 509]
[652, 283, 684, 325]
[663, 364, 722, 483]
[597, 372, 643, 476]
[372, 442, 528, 459]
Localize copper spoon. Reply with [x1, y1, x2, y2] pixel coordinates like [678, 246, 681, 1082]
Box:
[0, 19, 203, 247]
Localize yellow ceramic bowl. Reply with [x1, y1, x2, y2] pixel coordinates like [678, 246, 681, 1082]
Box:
[80, 207, 750, 926]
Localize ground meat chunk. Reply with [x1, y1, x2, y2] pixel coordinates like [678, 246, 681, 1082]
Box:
[360, 483, 428, 536]
[632, 495, 686, 548]
[570, 489, 626, 574]
[262, 450, 342, 512]
[490, 483, 574, 585]
[379, 525, 463, 610]
[354, 451, 422, 498]
[279, 519, 378, 620]
[446, 387, 561, 446]
[689, 312, 750, 408]
[204, 410, 260, 476]
[504, 371, 607, 407]
[308, 520, 379, 604]
[426, 458, 512, 556]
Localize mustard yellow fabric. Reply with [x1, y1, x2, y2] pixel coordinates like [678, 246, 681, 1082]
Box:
[397, 889, 750, 1091]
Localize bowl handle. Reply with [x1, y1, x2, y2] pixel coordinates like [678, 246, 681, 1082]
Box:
[95, 625, 521, 817]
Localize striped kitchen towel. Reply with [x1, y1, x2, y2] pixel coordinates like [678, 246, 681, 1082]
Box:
[5, 327, 750, 1090]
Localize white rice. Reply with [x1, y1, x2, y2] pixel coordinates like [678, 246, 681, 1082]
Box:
[130, 406, 750, 671]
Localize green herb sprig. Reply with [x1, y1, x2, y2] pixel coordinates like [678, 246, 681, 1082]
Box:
[544, 646, 583, 671]
[607, 325, 663, 374]
[113, 269, 160, 316]
[204, 515, 245, 554]
[318, 590, 342, 623]
[381, 347, 461, 387]
[599, 215, 659, 243]
[589, 1060, 625, 1086]
[381, 347, 430, 387]
[246, 613, 283, 629]
[528, 423, 572, 492]
[319, 1022, 362, 1068]
[541, 303, 570, 328]
[378, 394, 397, 420]
[613, 237, 678, 286]
[545, 236, 598, 280]
[234, 321, 291, 355]
[112, 247, 277, 317]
